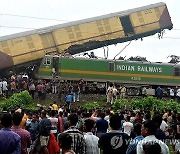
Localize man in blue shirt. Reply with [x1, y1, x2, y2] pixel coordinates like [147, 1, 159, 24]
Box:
[65, 93, 73, 109]
[38, 111, 52, 154]
[99, 114, 130, 154]
[96, 112, 108, 138]
[0, 113, 21, 154]
[126, 123, 144, 154]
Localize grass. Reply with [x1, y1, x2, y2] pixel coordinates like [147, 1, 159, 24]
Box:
[169, 143, 176, 154]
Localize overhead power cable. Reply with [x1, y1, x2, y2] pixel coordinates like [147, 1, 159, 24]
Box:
[0, 13, 69, 22]
[0, 25, 36, 30]
[151, 36, 180, 39]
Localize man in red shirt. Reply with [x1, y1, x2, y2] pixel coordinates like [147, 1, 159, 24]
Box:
[12, 112, 32, 154]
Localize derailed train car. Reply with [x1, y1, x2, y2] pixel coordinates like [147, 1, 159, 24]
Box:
[37, 55, 180, 95]
[0, 2, 173, 72]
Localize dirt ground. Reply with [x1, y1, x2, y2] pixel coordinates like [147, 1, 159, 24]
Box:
[35, 93, 106, 108]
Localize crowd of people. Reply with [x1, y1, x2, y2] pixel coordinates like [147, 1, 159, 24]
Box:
[0, 74, 82, 105]
[1, 73, 180, 104]
[1, 73, 180, 154]
[1, 103, 180, 154]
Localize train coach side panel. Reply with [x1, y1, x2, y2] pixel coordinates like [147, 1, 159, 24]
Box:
[53, 17, 124, 52]
[130, 5, 161, 35]
[131, 4, 172, 35]
[12, 35, 42, 65]
[0, 34, 47, 66]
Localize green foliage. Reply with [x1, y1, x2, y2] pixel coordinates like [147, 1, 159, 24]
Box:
[113, 99, 129, 112]
[112, 96, 180, 113]
[84, 101, 101, 110]
[101, 95, 107, 102]
[0, 90, 36, 111]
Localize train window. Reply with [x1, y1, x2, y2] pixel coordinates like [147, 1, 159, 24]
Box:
[44, 58, 51, 65]
[109, 62, 115, 71]
[174, 67, 180, 76]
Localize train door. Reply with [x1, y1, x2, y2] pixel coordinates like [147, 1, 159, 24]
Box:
[109, 62, 115, 71]
[120, 16, 134, 36]
[52, 56, 59, 78]
[174, 67, 180, 76]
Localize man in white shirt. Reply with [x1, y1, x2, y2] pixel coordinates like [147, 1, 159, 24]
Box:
[48, 110, 58, 137]
[0, 79, 3, 96]
[2, 78, 8, 97]
[106, 83, 113, 104]
[137, 120, 169, 154]
[123, 116, 133, 136]
[84, 119, 100, 154]
[169, 88, 175, 99]
[160, 120, 169, 136]
[176, 87, 180, 102]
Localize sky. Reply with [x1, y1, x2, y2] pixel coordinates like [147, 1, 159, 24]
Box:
[0, 0, 179, 63]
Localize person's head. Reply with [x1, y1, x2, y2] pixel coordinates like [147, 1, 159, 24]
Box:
[145, 113, 151, 121]
[109, 83, 113, 87]
[105, 109, 110, 116]
[32, 114, 38, 122]
[41, 110, 47, 118]
[12, 112, 23, 126]
[167, 110, 171, 116]
[59, 111, 63, 117]
[136, 111, 141, 117]
[126, 115, 131, 122]
[141, 120, 157, 137]
[50, 110, 56, 117]
[84, 118, 95, 132]
[152, 114, 162, 129]
[1, 113, 12, 128]
[58, 133, 73, 150]
[63, 111, 68, 117]
[68, 113, 78, 126]
[100, 112, 105, 119]
[96, 109, 101, 117]
[134, 123, 142, 136]
[109, 114, 121, 130]
[143, 142, 161, 154]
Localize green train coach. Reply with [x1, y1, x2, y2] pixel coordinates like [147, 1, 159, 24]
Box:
[37, 55, 180, 88]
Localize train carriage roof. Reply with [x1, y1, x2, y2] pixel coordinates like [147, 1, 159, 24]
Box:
[0, 2, 166, 41]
